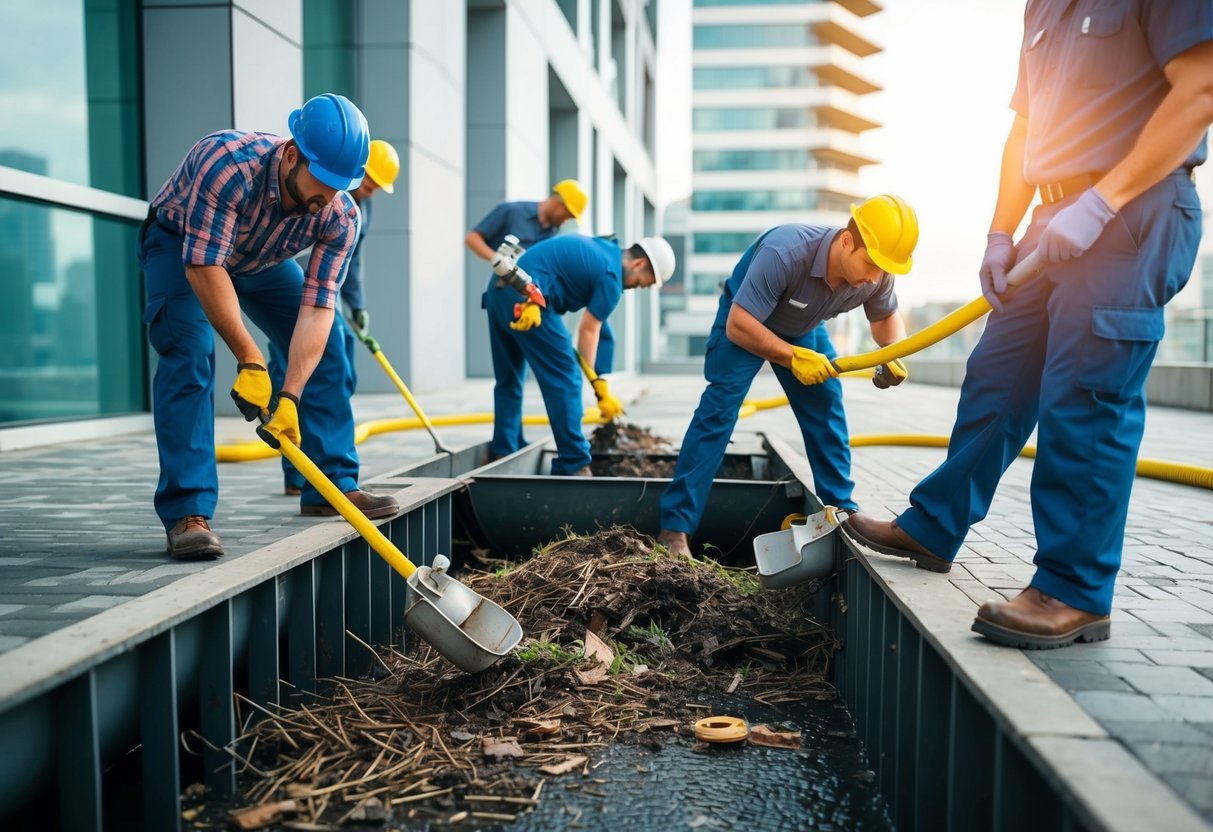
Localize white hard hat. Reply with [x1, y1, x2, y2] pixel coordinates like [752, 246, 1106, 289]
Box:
[635, 236, 676, 287]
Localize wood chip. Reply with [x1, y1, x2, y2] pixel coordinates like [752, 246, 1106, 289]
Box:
[726, 672, 743, 694]
[516, 718, 561, 737]
[230, 800, 298, 830]
[749, 724, 802, 749]
[538, 755, 588, 776]
[482, 736, 525, 758]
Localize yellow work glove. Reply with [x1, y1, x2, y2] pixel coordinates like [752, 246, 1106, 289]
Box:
[231, 362, 271, 421]
[790, 347, 839, 386]
[591, 377, 625, 421]
[509, 301, 542, 332]
[872, 358, 909, 389]
[256, 393, 301, 449]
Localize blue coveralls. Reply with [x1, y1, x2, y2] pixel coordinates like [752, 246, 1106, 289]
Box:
[660, 226, 899, 536]
[271, 198, 372, 490]
[485, 235, 623, 474]
[139, 222, 359, 525]
[894, 0, 1209, 616]
[474, 200, 615, 372]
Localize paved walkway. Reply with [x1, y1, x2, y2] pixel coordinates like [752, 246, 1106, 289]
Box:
[1, 371, 1211, 820]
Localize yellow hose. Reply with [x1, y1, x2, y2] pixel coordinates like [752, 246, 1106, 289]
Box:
[215, 410, 606, 462]
[832, 297, 992, 373]
[217, 389, 1213, 491]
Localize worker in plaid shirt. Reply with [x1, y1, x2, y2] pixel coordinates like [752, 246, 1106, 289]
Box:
[138, 93, 399, 560]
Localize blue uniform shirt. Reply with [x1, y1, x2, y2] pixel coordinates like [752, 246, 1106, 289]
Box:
[729, 225, 897, 340]
[340, 196, 372, 311]
[516, 235, 622, 320]
[1014, 0, 1212, 183]
[474, 201, 560, 251]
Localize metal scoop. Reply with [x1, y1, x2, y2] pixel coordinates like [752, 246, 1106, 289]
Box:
[266, 428, 522, 672]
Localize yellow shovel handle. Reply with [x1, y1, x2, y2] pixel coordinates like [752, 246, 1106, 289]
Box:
[275, 435, 416, 578]
[373, 349, 438, 434]
[575, 350, 598, 383]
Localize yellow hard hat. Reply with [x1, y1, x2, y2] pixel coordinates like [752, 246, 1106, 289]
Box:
[849, 194, 918, 275]
[552, 179, 588, 220]
[364, 140, 400, 194]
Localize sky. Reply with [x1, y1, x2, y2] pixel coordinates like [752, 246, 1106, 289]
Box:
[657, 0, 1213, 308]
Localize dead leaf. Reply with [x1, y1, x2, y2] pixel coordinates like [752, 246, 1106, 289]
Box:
[574, 665, 608, 685]
[230, 800, 297, 830]
[449, 730, 476, 742]
[539, 754, 588, 775]
[749, 724, 802, 749]
[516, 718, 561, 737]
[483, 736, 525, 758]
[583, 630, 614, 666]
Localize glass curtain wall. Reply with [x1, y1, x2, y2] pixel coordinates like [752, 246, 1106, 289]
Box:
[0, 0, 144, 425]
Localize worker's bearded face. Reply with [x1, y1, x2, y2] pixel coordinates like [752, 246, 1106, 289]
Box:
[285, 155, 336, 216]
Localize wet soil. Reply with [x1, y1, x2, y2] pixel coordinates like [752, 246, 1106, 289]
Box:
[191, 528, 862, 830]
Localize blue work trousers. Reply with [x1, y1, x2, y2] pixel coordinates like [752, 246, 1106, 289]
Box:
[660, 302, 856, 537]
[269, 316, 358, 491]
[485, 278, 590, 474]
[897, 172, 1201, 615]
[138, 222, 360, 527]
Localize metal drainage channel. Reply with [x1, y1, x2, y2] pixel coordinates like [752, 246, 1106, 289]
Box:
[0, 453, 464, 831]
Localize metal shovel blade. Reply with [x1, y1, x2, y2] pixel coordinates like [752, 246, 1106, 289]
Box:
[753, 507, 841, 589]
[270, 434, 521, 672]
[405, 556, 523, 673]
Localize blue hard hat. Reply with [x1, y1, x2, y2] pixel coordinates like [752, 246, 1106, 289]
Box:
[288, 93, 370, 191]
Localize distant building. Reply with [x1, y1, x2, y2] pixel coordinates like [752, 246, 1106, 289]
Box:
[656, 0, 884, 363]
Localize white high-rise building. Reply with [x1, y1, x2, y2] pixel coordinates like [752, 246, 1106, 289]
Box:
[659, 0, 883, 360]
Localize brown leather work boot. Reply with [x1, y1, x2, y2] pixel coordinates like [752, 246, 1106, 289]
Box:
[570, 465, 593, 477]
[657, 529, 691, 557]
[166, 516, 224, 560]
[284, 485, 302, 497]
[841, 513, 952, 573]
[301, 490, 400, 520]
[972, 587, 1110, 649]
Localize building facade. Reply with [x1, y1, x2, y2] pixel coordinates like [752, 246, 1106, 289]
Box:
[657, 0, 882, 362]
[0, 0, 660, 444]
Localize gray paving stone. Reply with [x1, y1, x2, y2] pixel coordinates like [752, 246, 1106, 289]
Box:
[1144, 650, 1213, 669]
[1165, 774, 1213, 817]
[1048, 670, 1134, 693]
[1128, 742, 1213, 776]
[1103, 664, 1213, 696]
[1073, 691, 1182, 723]
[1154, 695, 1213, 724]
[1101, 719, 1213, 744]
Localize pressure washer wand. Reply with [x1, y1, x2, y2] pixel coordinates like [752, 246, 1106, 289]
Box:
[490, 235, 547, 308]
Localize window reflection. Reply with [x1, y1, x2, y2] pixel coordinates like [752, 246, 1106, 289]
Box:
[0, 0, 141, 197]
[0, 198, 143, 423]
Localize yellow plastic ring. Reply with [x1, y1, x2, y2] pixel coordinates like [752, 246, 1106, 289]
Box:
[780, 513, 807, 531]
[693, 716, 749, 743]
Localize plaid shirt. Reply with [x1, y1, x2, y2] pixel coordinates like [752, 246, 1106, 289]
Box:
[149, 131, 360, 308]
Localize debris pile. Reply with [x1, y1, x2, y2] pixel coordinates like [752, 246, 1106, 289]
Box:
[587, 423, 755, 479]
[207, 527, 833, 829]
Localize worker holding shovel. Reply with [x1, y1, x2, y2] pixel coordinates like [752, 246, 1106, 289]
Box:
[657, 196, 919, 557]
[270, 139, 401, 496]
[842, 1, 1213, 649]
[485, 234, 676, 475]
[138, 94, 399, 560]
